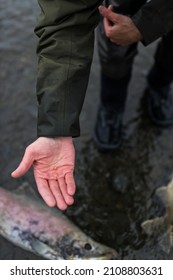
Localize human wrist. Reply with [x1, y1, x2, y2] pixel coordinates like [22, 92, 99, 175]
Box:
[37, 136, 73, 144]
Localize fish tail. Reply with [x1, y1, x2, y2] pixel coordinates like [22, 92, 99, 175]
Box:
[158, 228, 172, 254]
[141, 217, 172, 254]
[141, 216, 165, 235]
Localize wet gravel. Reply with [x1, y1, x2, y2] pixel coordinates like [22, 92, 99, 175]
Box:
[1, 0, 173, 260]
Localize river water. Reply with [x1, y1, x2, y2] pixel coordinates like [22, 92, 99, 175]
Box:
[0, 0, 173, 260]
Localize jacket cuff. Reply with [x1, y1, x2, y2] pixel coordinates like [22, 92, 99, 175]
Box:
[132, 8, 164, 46]
[132, 0, 173, 46]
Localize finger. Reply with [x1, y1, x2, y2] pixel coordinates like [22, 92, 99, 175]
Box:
[99, 5, 120, 23]
[58, 177, 74, 206]
[49, 179, 67, 211]
[35, 177, 56, 208]
[108, 5, 113, 11]
[103, 16, 112, 33]
[65, 172, 76, 196]
[104, 5, 114, 28]
[11, 147, 34, 178]
[110, 38, 118, 44]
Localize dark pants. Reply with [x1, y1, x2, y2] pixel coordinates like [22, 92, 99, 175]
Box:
[97, 0, 173, 110]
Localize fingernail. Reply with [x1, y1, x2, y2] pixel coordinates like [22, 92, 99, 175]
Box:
[98, 5, 104, 13]
[11, 172, 15, 178]
[68, 188, 75, 196]
[68, 196, 74, 205]
[48, 200, 56, 208]
[46, 196, 56, 207]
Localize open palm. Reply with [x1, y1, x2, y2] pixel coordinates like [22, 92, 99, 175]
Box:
[11, 137, 76, 210]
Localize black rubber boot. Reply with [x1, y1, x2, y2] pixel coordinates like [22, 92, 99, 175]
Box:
[146, 84, 173, 126]
[94, 104, 123, 151]
[94, 72, 130, 151]
[147, 63, 173, 126]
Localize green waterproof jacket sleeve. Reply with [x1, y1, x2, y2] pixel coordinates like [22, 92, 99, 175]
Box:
[132, 0, 173, 45]
[35, 0, 101, 137]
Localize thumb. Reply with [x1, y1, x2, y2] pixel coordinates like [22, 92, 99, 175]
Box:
[99, 5, 120, 23]
[11, 147, 34, 178]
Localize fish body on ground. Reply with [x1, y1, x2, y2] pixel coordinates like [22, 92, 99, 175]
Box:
[141, 179, 173, 254]
[0, 183, 119, 260]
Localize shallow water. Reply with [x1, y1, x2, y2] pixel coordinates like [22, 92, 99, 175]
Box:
[1, 0, 173, 260]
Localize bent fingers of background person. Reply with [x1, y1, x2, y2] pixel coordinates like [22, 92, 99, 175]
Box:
[99, 5, 142, 45]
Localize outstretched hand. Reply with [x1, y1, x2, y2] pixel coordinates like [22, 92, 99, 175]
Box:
[11, 137, 76, 210]
[99, 5, 142, 45]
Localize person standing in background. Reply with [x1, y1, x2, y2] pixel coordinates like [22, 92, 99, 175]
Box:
[95, 0, 173, 151]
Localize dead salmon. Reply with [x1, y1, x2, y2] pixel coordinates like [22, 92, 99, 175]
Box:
[0, 182, 119, 260]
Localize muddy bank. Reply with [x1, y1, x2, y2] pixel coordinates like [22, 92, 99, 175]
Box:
[1, 0, 173, 259]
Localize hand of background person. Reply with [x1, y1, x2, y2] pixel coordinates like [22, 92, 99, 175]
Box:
[11, 137, 76, 210]
[99, 5, 142, 45]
